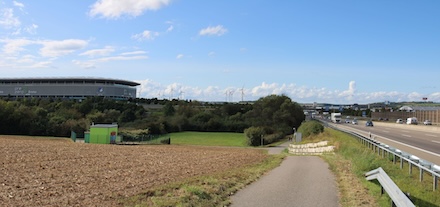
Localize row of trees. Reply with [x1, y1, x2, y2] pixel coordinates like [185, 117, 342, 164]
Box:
[0, 95, 305, 142]
[0, 97, 145, 136]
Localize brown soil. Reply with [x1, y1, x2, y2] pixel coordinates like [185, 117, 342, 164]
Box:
[0, 136, 267, 207]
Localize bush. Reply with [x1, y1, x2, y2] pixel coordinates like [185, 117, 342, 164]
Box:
[264, 132, 284, 145]
[160, 138, 171, 144]
[244, 126, 265, 146]
[297, 121, 324, 138]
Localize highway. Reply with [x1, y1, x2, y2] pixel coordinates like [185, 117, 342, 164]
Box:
[326, 120, 440, 166]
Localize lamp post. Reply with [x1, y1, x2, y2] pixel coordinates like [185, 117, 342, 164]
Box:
[293, 127, 296, 142]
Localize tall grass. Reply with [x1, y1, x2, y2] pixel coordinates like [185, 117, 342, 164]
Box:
[321, 128, 440, 207]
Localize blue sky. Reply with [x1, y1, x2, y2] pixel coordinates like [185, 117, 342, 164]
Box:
[0, 0, 439, 104]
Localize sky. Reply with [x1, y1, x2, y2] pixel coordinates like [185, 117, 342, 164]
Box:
[0, 0, 439, 104]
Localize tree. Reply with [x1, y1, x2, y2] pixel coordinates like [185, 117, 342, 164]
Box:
[245, 94, 305, 135]
[163, 102, 175, 116]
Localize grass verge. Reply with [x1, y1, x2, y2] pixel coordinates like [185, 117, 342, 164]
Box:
[319, 128, 440, 207]
[121, 153, 285, 207]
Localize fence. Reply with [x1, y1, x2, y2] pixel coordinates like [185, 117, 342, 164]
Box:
[372, 110, 440, 125]
[119, 133, 171, 145]
[322, 121, 440, 191]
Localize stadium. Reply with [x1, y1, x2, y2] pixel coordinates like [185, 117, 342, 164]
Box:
[0, 77, 139, 100]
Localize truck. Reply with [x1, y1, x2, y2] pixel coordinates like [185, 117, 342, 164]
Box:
[406, 117, 418, 125]
[331, 113, 342, 123]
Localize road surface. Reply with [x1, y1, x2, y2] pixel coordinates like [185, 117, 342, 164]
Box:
[230, 142, 339, 207]
[333, 121, 440, 166]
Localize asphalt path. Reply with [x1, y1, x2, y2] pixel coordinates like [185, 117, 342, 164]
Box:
[229, 142, 339, 207]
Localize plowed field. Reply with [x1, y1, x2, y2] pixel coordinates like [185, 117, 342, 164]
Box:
[0, 136, 267, 207]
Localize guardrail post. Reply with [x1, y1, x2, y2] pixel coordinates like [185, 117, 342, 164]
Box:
[400, 157, 404, 169]
[409, 163, 412, 175]
[434, 175, 438, 191]
[393, 154, 396, 164]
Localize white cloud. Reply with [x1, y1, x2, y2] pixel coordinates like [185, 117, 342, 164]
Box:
[251, 82, 279, 97]
[93, 55, 148, 62]
[72, 59, 96, 69]
[39, 39, 88, 57]
[79, 46, 115, 57]
[176, 54, 184, 59]
[0, 8, 20, 28]
[339, 81, 357, 101]
[132, 80, 440, 103]
[89, 0, 170, 19]
[13, 1, 25, 9]
[132, 30, 159, 41]
[1, 38, 33, 55]
[30, 61, 52, 68]
[166, 25, 174, 32]
[24, 24, 38, 34]
[208, 51, 215, 56]
[120, 50, 147, 56]
[16, 54, 35, 63]
[73, 54, 148, 69]
[199, 25, 228, 36]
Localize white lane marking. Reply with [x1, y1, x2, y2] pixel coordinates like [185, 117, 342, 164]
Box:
[382, 130, 389, 133]
[333, 123, 440, 158]
[432, 140, 440, 144]
[426, 134, 438, 138]
[402, 134, 412, 137]
[375, 135, 440, 158]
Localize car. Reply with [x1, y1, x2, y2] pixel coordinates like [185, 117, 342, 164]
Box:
[424, 120, 432, 125]
[345, 119, 351, 124]
[396, 119, 403, 124]
[366, 120, 374, 127]
[352, 119, 358, 125]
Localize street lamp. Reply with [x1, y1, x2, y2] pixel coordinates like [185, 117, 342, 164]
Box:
[292, 127, 296, 142]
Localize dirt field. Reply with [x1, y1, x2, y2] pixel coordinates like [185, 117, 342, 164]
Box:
[0, 136, 268, 207]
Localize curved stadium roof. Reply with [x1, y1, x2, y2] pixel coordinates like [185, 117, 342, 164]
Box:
[0, 77, 140, 87]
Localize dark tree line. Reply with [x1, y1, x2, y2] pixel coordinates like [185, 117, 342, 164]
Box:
[0, 97, 145, 137]
[0, 95, 305, 139]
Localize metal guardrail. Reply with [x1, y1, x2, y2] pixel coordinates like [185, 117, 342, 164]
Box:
[320, 120, 440, 191]
[365, 167, 415, 207]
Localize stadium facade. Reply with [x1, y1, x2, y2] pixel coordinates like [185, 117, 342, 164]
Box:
[0, 77, 139, 99]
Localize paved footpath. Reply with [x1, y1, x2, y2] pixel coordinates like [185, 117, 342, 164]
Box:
[230, 142, 340, 207]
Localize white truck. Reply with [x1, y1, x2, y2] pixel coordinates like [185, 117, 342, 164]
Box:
[331, 113, 342, 123]
[406, 117, 418, 125]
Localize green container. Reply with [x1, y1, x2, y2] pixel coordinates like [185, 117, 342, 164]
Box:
[89, 124, 118, 144]
[84, 132, 90, 143]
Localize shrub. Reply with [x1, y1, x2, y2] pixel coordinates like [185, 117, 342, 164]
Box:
[297, 120, 324, 138]
[264, 132, 284, 145]
[160, 138, 171, 144]
[244, 126, 265, 146]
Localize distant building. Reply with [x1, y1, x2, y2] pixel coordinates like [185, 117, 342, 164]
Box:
[0, 77, 139, 100]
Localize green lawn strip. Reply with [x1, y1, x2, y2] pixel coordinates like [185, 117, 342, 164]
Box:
[120, 154, 285, 207]
[321, 128, 440, 207]
[170, 131, 247, 147]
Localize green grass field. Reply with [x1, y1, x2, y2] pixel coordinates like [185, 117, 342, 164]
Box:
[169, 131, 248, 147]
